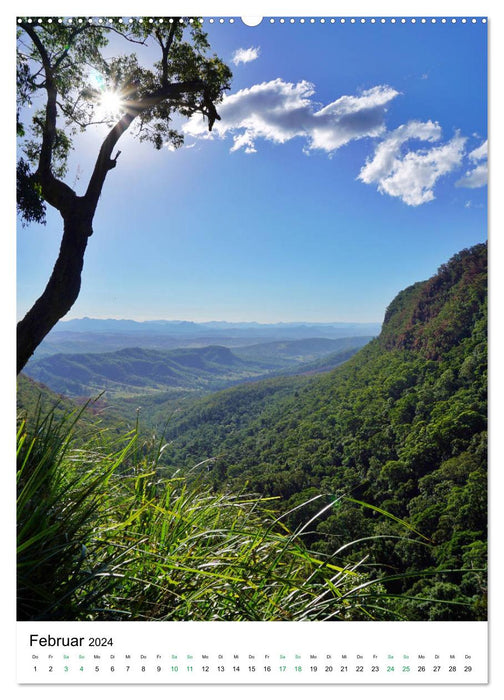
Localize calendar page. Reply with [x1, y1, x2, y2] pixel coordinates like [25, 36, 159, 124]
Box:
[14, 2, 489, 691]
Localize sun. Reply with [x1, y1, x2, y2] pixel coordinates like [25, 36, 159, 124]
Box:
[98, 90, 124, 119]
[88, 69, 124, 120]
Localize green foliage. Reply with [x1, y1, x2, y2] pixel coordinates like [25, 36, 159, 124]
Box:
[17, 402, 127, 620]
[16, 17, 232, 223]
[16, 158, 46, 225]
[24, 345, 293, 398]
[16, 243, 487, 621]
[17, 20, 109, 200]
[17, 404, 410, 622]
[24, 341, 367, 401]
[380, 243, 487, 359]
[154, 243, 487, 620]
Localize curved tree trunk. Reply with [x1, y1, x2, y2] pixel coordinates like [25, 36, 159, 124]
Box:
[17, 207, 93, 374]
[16, 24, 222, 375]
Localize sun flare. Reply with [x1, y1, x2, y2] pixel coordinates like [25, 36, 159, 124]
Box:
[98, 90, 124, 118]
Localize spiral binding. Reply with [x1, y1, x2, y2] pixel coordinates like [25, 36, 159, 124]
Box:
[17, 17, 488, 26]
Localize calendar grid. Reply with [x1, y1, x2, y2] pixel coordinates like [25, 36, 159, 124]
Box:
[17, 621, 488, 684]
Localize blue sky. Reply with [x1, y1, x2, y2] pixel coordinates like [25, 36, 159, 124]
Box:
[16, 16, 488, 324]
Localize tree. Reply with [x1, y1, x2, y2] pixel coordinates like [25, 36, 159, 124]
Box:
[16, 17, 232, 373]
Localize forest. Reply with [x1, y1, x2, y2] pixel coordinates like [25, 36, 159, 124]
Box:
[157, 242, 488, 620]
[17, 242, 487, 621]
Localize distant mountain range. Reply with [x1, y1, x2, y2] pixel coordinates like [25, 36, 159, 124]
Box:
[55, 318, 381, 334]
[33, 318, 380, 358]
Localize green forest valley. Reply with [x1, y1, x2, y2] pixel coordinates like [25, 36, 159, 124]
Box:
[17, 243, 487, 622]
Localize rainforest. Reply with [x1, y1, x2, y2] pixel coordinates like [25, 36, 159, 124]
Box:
[17, 242, 487, 622]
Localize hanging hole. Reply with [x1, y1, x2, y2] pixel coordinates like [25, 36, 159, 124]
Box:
[241, 17, 263, 26]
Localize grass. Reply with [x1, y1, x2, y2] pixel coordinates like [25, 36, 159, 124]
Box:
[17, 402, 482, 622]
[17, 402, 401, 622]
[17, 403, 134, 620]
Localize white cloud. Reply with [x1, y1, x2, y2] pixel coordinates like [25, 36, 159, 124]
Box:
[457, 163, 488, 189]
[183, 78, 478, 206]
[309, 85, 400, 152]
[232, 46, 260, 65]
[358, 122, 466, 206]
[184, 80, 399, 155]
[469, 140, 487, 162]
[456, 139, 488, 189]
[359, 121, 441, 185]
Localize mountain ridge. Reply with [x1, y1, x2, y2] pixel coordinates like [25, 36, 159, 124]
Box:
[17, 242, 488, 621]
[24, 337, 371, 399]
[56, 318, 381, 331]
[155, 242, 487, 620]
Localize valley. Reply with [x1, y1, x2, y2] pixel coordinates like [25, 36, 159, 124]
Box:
[17, 243, 488, 622]
[23, 335, 372, 399]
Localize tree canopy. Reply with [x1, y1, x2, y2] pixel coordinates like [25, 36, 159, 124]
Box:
[16, 17, 232, 372]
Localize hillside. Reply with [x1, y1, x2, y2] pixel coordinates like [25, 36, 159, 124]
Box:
[158, 243, 487, 621]
[233, 336, 372, 366]
[16, 243, 487, 621]
[17, 373, 77, 417]
[23, 338, 370, 400]
[24, 345, 274, 398]
[16, 373, 126, 442]
[379, 243, 487, 357]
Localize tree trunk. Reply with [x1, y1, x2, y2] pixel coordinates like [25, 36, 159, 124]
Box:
[17, 206, 93, 373]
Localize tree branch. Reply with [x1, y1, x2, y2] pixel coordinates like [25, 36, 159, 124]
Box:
[165, 22, 179, 54]
[83, 78, 212, 211]
[20, 22, 78, 215]
[83, 112, 136, 211]
[20, 22, 55, 174]
[52, 25, 91, 72]
[156, 23, 178, 87]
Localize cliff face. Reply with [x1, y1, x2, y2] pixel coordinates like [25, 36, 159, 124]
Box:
[379, 242, 487, 359]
